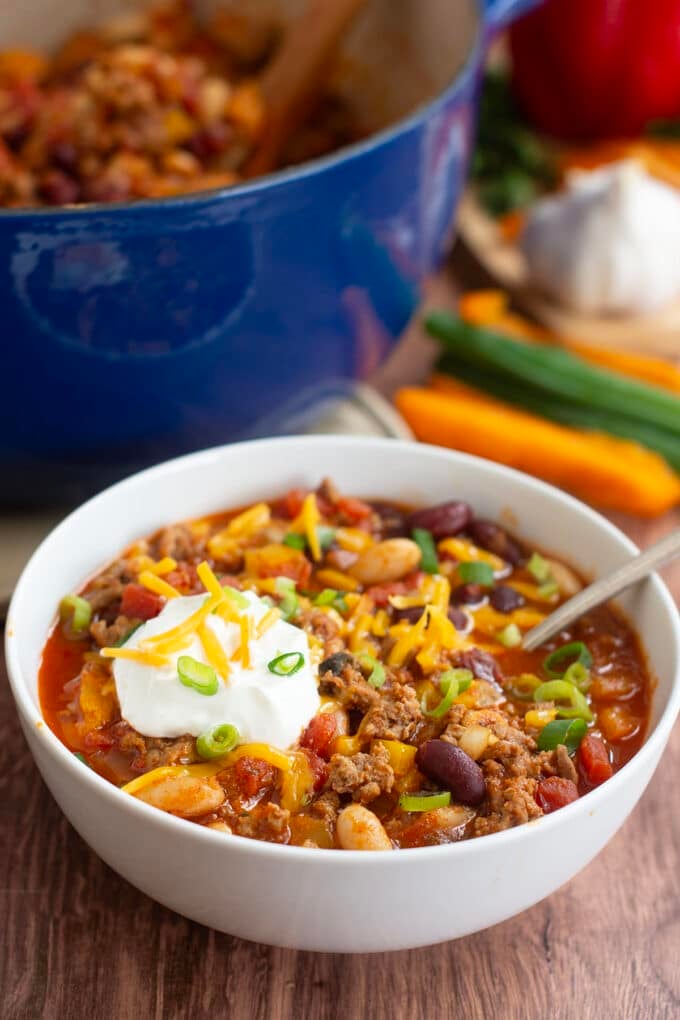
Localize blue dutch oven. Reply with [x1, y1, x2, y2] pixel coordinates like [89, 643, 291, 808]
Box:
[0, 0, 536, 504]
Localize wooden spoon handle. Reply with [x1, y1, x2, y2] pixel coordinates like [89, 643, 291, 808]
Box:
[245, 0, 368, 178]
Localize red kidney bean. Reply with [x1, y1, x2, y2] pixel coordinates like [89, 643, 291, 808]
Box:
[456, 648, 503, 684]
[319, 651, 355, 676]
[447, 606, 470, 632]
[369, 501, 408, 538]
[489, 585, 525, 613]
[415, 740, 486, 806]
[39, 169, 80, 205]
[467, 520, 525, 565]
[393, 605, 425, 625]
[407, 501, 473, 539]
[451, 583, 486, 606]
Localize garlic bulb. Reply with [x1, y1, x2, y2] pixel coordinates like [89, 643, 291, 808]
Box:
[520, 159, 680, 316]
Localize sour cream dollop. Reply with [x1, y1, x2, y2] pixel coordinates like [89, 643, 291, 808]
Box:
[113, 591, 319, 746]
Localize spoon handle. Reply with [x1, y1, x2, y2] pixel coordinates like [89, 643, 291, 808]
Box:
[522, 528, 680, 652]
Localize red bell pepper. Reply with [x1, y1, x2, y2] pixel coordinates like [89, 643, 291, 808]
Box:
[509, 0, 680, 140]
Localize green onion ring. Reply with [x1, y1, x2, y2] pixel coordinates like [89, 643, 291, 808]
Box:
[399, 791, 451, 812]
[422, 668, 473, 718]
[527, 552, 551, 583]
[358, 653, 386, 689]
[537, 718, 587, 753]
[59, 594, 92, 634]
[268, 651, 305, 676]
[457, 561, 494, 586]
[411, 527, 439, 574]
[543, 641, 593, 678]
[177, 656, 219, 696]
[283, 533, 306, 550]
[533, 679, 593, 722]
[196, 723, 240, 760]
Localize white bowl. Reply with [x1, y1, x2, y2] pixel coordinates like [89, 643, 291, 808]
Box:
[6, 437, 680, 952]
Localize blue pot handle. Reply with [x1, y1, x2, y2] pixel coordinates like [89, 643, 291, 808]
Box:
[483, 0, 541, 30]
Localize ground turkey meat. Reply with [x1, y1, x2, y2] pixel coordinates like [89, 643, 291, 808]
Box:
[89, 615, 135, 648]
[359, 682, 422, 742]
[298, 608, 345, 658]
[155, 523, 201, 562]
[231, 803, 291, 844]
[319, 658, 380, 713]
[83, 560, 130, 613]
[328, 745, 394, 804]
[311, 790, 341, 828]
[442, 704, 544, 837]
[111, 722, 196, 772]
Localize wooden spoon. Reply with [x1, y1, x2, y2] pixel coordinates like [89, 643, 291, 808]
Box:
[244, 0, 368, 178]
[522, 528, 680, 651]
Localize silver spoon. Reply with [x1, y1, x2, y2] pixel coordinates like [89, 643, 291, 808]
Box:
[522, 528, 680, 652]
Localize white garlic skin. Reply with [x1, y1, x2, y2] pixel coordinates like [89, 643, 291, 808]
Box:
[521, 159, 680, 316]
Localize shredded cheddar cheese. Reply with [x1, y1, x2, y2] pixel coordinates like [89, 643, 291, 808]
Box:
[101, 647, 170, 667]
[138, 571, 181, 600]
[197, 621, 231, 680]
[145, 593, 223, 652]
[290, 493, 322, 561]
[335, 527, 374, 553]
[438, 537, 505, 572]
[256, 607, 280, 638]
[316, 568, 359, 592]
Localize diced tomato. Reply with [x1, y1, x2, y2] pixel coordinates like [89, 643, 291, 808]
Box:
[272, 488, 307, 520]
[535, 776, 579, 814]
[302, 748, 328, 791]
[300, 713, 337, 760]
[578, 734, 614, 787]
[257, 557, 311, 587]
[336, 495, 373, 524]
[234, 756, 276, 799]
[366, 571, 425, 608]
[119, 583, 164, 620]
[163, 562, 200, 594]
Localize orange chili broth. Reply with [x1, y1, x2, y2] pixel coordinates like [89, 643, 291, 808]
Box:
[38, 501, 652, 776]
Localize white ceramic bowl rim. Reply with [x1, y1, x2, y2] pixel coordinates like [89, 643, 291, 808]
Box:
[7, 436, 680, 866]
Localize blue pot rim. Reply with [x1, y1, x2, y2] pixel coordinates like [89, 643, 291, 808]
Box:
[0, 1, 488, 221]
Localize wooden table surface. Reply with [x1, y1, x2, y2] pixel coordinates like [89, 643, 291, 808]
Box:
[3, 256, 680, 1020]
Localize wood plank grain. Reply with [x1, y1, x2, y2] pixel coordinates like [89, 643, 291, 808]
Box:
[2, 511, 678, 1020]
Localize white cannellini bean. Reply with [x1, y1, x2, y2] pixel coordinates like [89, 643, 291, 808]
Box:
[349, 539, 422, 586]
[135, 776, 225, 818]
[546, 559, 583, 598]
[336, 804, 393, 851]
[206, 820, 233, 834]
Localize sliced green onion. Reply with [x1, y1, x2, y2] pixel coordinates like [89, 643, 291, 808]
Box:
[315, 588, 339, 606]
[399, 791, 451, 812]
[563, 661, 591, 693]
[114, 622, 143, 648]
[544, 641, 593, 678]
[73, 751, 91, 768]
[505, 672, 542, 701]
[423, 668, 473, 718]
[196, 723, 240, 760]
[358, 653, 386, 689]
[457, 561, 494, 586]
[411, 527, 439, 574]
[527, 552, 551, 583]
[497, 623, 522, 648]
[533, 680, 593, 722]
[59, 594, 92, 634]
[260, 595, 275, 608]
[178, 656, 219, 696]
[538, 580, 559, 599]
[333, 595, 349, 614]
[283, 533, 306, 550]
[268, 651, 305, 676]
[537, 718, 587, 754]
[275, 577, 299, 621]
[223, 585, 249, 609]
[317, 526, 337, 550]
